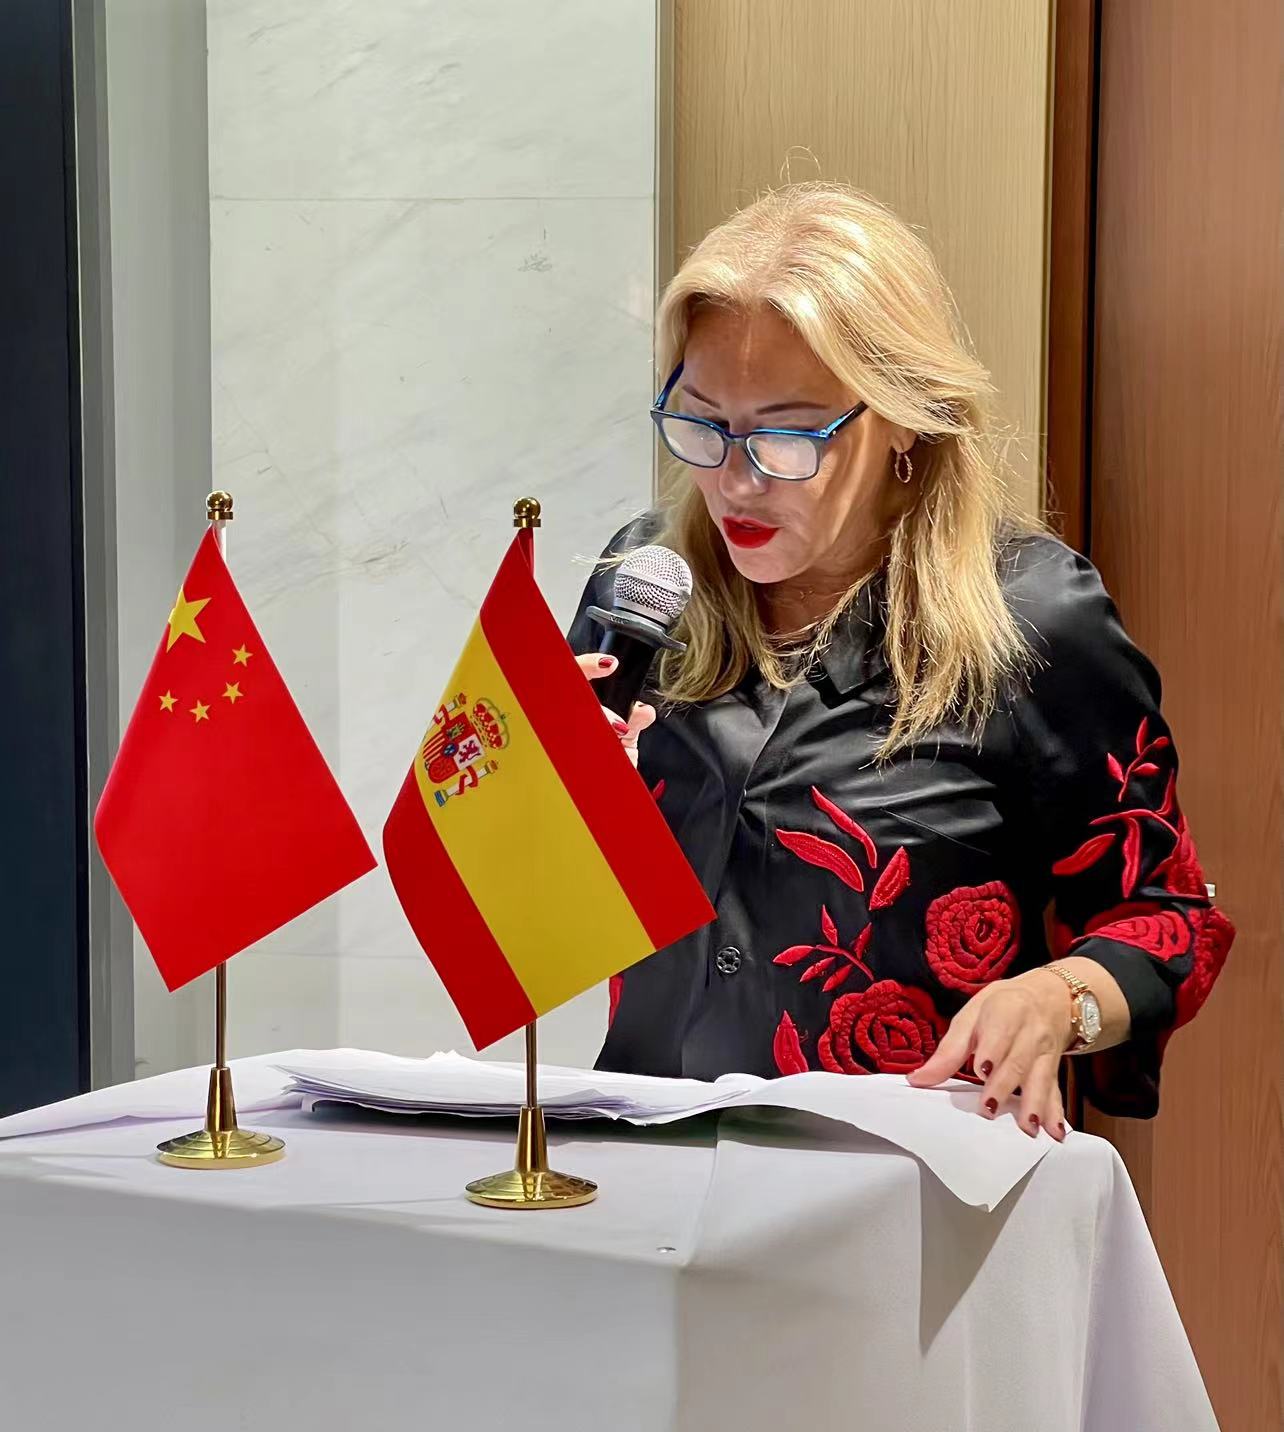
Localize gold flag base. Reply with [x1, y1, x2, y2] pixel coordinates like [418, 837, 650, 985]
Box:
[465, 1105, 597, 1209]
[156, 1064, 286, 1170]
[156, 1125, 286, 1169]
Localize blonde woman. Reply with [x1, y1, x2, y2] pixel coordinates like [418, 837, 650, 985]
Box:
[570, 184, 1232, 1136]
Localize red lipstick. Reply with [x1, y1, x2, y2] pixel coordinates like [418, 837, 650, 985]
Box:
[722, 517, 779, 549]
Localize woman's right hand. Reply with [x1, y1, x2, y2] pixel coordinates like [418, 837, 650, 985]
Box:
[576, 653, 656, 767]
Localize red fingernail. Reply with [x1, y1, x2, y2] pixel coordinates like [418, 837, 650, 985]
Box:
[1028, 1115, 1040, 1131]
[598, 656, 615, 669]
[984, 1097, 998, 1117]
[979, 1060, 993, 1077]
[612, 720, 629, 734]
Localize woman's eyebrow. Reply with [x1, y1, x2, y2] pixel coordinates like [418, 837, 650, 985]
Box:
[683, 383, 831, 416]
[757, 398, 833, 416]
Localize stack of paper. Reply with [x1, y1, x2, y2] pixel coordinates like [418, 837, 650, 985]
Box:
[280, 1049, 764, 1121]
[0, 1048, 1061, 1210]
[279, 1049, 1058, 1210]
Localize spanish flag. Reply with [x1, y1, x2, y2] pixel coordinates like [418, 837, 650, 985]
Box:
[383, 531, 714, 1048]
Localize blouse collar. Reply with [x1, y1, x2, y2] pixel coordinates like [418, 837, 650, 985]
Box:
[814, 578, 889, 697]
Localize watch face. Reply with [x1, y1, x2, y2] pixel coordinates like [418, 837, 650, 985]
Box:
[1080, 992, 1103, 1043]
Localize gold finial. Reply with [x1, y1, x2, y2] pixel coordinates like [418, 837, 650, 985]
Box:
[207, 491, 235, 522]
[512, 497, 542, 529]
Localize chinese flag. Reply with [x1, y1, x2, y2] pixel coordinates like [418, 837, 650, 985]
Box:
[383, 533, 713, 1048]
[95, 530, 376, 990]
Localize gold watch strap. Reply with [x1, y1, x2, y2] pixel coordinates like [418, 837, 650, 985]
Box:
[1044, 964, 1091, 1049]
[1044, 963, 1088, 997]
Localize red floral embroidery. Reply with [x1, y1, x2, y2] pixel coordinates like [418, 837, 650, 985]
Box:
[1154, 816, 1206, 897]
[1052, 832, 1116, 877]
[1085, 910, 1192, 961]
[1174, 908, 1235, 1028]
[810, 787, 878, 867]
[1057, 722, 1183, 899]
[608, 974, 623, 1027]
[776, 828, 865, 892]
[772, 1010, 809, 1075]
[818, 981, 944, 1074]
[868, 845, 910, 910]
[773, 910, 873, 987]
[924, 882, 1021, 992]
[1110, 717, 1171, 802]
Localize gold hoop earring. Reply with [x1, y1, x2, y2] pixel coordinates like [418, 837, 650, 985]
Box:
[894, 450, 914, 484]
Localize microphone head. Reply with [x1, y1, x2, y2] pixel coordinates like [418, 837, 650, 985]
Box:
[613, 545, 693, 631]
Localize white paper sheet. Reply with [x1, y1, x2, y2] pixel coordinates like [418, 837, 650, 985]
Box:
[0, 1047, 1055, 1210]
[0, 1051, 302, 1138]
[277, 1049, 1053, 1209]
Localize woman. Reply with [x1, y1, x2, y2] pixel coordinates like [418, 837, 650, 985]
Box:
[569, 184, 1233, 1138]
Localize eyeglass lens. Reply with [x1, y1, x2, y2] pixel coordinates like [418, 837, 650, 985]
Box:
[657, 415, 818, 479]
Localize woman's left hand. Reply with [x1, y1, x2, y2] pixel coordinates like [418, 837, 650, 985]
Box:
[907, 970, 1074, 1140]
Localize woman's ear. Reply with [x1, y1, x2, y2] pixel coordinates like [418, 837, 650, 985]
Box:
[889, 425, 918, 459]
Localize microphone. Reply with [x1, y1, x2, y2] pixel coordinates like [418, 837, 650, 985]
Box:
[585, 545, 693, 720]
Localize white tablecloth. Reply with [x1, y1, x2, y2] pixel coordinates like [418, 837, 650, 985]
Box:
[0, 1080, 1216, 1431]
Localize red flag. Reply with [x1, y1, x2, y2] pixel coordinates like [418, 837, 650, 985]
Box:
[94, 530, 376, 989]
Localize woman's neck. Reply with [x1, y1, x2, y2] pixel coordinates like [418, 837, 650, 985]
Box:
[760, 532, 888, 637]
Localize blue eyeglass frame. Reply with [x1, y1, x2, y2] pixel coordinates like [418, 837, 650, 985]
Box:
[649, 361, 868, 481]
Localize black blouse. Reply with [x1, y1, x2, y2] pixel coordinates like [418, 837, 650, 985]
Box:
[568, 517, 1234, 1116]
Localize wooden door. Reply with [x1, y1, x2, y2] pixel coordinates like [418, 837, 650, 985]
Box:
[1085, 2, 1281, 1427]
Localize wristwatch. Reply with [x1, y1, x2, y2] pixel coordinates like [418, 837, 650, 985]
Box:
[1043, 965, 1103, 1052]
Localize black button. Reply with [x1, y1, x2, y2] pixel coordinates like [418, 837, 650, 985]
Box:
[715, 946, 742, 976]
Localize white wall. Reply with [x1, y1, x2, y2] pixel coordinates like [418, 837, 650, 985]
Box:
[104, 0, 218, 1079]
[200, 0, 658, 1068]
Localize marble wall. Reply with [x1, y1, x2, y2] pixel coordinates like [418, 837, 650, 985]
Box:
[138, 0, 656, 1070]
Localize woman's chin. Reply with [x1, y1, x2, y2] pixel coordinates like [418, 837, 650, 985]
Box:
[723, 543, 799, 585]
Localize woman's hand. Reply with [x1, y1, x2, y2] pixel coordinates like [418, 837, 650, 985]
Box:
[907, 970, 1075, 1140]
[575, 652, 656, 767]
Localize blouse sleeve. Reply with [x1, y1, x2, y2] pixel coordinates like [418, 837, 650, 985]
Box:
[1004, 539, 1235, 1117]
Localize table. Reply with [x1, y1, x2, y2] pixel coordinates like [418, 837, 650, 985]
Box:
[0, 1089, 1216, 1431]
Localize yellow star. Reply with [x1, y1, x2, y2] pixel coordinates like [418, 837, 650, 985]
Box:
[190, 700, 210, 723]
[166, 587, 210, 651]
[222, 682, 243, 704]
[232, 644, 253, 666]
[158, 691, 177, 712]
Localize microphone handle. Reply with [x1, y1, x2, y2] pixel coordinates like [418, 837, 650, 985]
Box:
[593, 628, 659, 720]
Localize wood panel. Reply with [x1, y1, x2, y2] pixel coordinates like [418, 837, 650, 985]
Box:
[1085, 2, 1282, 1427]
[1045, 0, 1098, 553]
[667, 0, 1053, 514]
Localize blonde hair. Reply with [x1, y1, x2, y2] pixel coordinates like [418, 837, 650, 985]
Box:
[651, 183, 1036, 754]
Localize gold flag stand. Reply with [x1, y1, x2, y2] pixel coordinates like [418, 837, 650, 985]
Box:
[465, 1023, 597, 1209]
[156, 492, 286, 1170]
[464, 498, 597, 1209]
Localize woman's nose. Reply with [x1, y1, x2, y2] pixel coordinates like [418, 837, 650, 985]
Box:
[718, 444, 769, 501]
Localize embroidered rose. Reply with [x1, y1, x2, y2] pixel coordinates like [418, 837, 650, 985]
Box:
[1085, 910, 1192, 961]
[924, 882, 1021, 992]
[818, 980, 945, 1075]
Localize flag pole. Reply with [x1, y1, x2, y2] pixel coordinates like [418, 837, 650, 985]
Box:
[156, 491, 286, 1169]
[464, 498, 598, 1209]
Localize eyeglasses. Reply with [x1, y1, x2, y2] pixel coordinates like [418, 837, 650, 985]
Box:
[649, 362, 868, 482]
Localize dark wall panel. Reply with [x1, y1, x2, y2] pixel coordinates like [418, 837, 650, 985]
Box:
[0, 0, 88, 1113]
